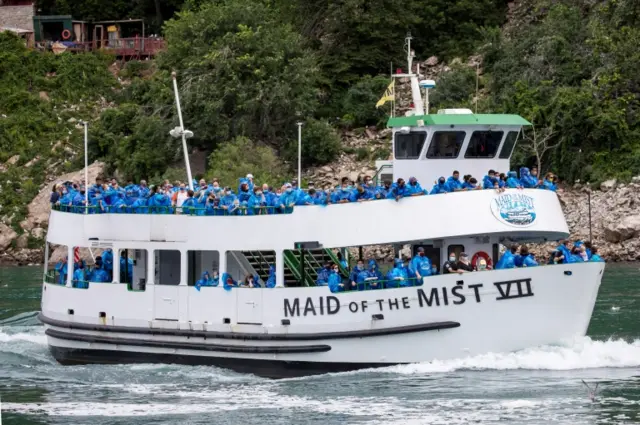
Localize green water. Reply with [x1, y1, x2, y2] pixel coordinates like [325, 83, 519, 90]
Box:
[0, 264, 639, 424]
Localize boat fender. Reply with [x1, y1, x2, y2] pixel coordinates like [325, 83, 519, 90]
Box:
[471, 251, 493, 269]
[61, 29, 72, 40]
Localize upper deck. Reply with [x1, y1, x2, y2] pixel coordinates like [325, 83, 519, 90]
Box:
[47, 188, 568, 251]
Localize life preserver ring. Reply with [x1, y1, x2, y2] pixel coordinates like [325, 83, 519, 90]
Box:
[472, 251, 493, 269]
[61, 29, 71, 40]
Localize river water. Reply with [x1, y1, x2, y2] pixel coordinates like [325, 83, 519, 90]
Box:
[0, 264, 638, 424]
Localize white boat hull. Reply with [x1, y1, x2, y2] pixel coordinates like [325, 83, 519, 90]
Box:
[40, 262, 604, 377]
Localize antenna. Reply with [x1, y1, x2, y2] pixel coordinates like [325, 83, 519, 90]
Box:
[404, 32, 414, 74]
[475, 63, 479, 114]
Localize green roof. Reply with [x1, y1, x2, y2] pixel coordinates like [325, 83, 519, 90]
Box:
[387, 114, 531, 128]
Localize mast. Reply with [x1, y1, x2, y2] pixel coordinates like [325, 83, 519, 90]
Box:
[392, 32, 424, 116]
[170, 72, 194, 191]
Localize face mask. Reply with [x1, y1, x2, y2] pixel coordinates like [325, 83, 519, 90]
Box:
[256, 191, 262, 196]
[286, 188, 292, 193]
[449, 256, 455, 262]
[180, 188, 185, 191]
[357, 264, 364, 270]
[479, 264, 486, 270]
[212, 272, 218, 278]
[411, 181, 417, 186]
[432, 268, 437, 273]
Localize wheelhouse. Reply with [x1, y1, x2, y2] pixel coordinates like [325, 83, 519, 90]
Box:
[376, 111, 531, 186]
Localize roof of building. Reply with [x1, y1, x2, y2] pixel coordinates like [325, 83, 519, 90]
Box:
[387, 114, 532, 128]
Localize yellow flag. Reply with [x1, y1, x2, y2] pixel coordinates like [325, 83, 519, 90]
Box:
[375, 80, 395, 108]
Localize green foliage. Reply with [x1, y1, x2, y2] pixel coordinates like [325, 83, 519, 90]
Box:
[339, 75, 391, 128]
[283, 119, 342, 168]
[483, 2, 640, 182]
[160, 0, 320, 149]
[120, 60, 153, 79]
[355, 147, 369, 162]
[206, 137, 291, 187]
[430, 64, 478, 111]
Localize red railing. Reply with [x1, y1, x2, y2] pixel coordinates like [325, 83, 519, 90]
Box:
[47, 37, 165, 56]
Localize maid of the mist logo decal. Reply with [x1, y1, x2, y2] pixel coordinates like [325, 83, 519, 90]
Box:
[491, 193, 536, 227]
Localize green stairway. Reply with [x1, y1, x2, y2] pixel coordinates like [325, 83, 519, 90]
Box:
[241, 249, 350, 287]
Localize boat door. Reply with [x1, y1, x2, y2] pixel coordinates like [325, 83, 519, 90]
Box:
[153, 250, 181, 321]
[237, 288, 263, 325]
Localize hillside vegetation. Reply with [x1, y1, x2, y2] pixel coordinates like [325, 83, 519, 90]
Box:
[1, 0, 640, 231]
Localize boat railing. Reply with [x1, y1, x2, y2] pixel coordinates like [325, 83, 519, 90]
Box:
[44, 273, 426, 291]
[51, 204, 294, 216]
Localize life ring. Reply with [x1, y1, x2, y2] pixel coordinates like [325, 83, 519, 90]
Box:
[61, 29, 71, 40]
[472, 251, 493, 269]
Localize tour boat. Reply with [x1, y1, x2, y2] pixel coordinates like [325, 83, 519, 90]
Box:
[38, 38, 605, 378]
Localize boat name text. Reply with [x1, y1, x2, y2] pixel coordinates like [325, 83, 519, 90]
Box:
[283, 279, 534, 317]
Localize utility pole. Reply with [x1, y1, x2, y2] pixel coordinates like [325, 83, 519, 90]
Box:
[297, 121, 303, 185]
[83, 121, 89, 211]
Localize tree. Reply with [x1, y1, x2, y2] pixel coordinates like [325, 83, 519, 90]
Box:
[206, 137, 291, 188]
[521, 126, 559, 175]
[161, 0, 321, 150]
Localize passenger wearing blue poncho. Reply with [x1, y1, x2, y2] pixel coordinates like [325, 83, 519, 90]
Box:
[446, 171, 464, 191]
[55, 258, 68, 285]
[316, 263, 331, 286]
[101, 249, 114, 279]
[589, 247, 604, 262]
[89, 256, 110, 282]
[519, 246, 538, 267]
[410, 247, 431, 283]
[388, 178, 410, 200]
[119, 253, 134, 284]
[430, 177, 450, 194]
[148, 190, 172, 214]
[349, 259, 365, 289]
[519, 167, 539, 188]
[195, 271, 219, 290]
[220, 189, 237, 214]
[222, 273, 238, 291]
[265, 265, 277, 288]
[506, 171, 522, 189]
[278, 183, 298, 212]
[72, 263, 88, 288]
[496, 245, 518, 269]
[248, 188, 268, 214]
[237, 181, 252, 204]
[350, 184, 374, 202]
[540, 172, 557, 192]
[364, 259, 382, 289]
[406, 177, 426, 196]
[385, 259, 409, 288]
[327, 264, 344, 292]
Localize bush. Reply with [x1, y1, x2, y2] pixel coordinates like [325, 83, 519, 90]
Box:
[207, 136, 291, 188]
[355, 147, 369, 161]
[283, 118, 342, 167]
[339, 75, 391, 128]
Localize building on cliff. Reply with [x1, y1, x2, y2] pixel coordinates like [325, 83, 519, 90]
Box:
[0, 0, 35, 46]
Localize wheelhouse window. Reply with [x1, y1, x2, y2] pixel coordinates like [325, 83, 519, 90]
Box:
[464, 131, 504, 158]
[394, 132, 427, 159]
[499, 131, 520, 159]
[426, 131, 465, 158]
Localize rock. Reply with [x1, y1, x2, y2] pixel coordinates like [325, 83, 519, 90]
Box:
[632, 176, 640, 183]
[15, 234, 29, 249]
[348, 171, 359, 183]
[6, 155, 19, 166]
[21, 161, 106, 232]
[603, 215, 640, 243]
[67, 117, 77, 123]
[25, 156, 40, 168]
[600, 179, 616, 191]
[31, 228, 45, 239]
[39, 91, 50, 101]
[425, 56, 439, 66]
[365, 128, 376, 139]
[0, 223, 17, 251]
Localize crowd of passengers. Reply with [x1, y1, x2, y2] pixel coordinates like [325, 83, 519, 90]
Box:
[54, 240, 603, 291]
[49, 166, 558, 215]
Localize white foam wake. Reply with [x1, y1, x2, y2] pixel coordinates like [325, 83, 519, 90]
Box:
[385, 336, 640, 374]
[0, 326, 47, 345]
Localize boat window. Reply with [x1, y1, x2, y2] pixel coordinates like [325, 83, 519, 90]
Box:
[44, 242, 69, 285]
[119, 248, 147, 291]
[499, 131, 520, 159]
[464, 131, 504, 158]
[227, 250, 275, 287]
[155, 250, 181, 285]
[447, 245, 465, 261]
[188, 250, 220, 287]
[426, 131, 465, 158]
[394, 131, 427, 159]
